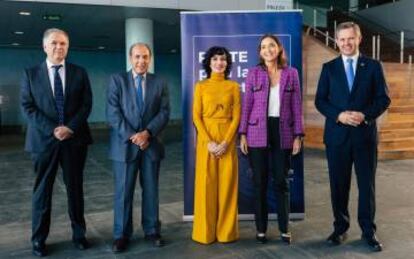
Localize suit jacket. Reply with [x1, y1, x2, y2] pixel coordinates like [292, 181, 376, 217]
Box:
[20, 61, 93, 153]
[239, 65, 304, 149]
[106, 71, 170, 162]
[315, 55, 391, 146]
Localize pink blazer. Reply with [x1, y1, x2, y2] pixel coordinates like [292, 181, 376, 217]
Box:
[239, 66, 304, 149]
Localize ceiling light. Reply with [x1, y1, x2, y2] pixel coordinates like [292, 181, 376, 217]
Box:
[98, 46, 105, 50]
[14, 31, 24, 35]
[11, 43, 20, 46]
[19, 11, 31, 16]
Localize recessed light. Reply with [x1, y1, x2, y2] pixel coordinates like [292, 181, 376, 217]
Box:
[170, 49, 177, 53]
[14, 31, 24, 35]
[98, 46, 105, 50]
[11, 43, 20, 46]
[19, 11, 31, 16]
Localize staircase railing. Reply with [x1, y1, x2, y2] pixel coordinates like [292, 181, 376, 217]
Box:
[297, 1, 413, 64]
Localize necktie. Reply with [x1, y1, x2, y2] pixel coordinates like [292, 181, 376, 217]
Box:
[346, 58, 355, 91]
[135, 74, 144, 112]
[53, 65, 64, 125]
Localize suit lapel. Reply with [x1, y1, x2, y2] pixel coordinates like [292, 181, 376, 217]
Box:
[64, 62, 72, 106]
[40, 62, 58, 114]
[333, 56, 351, 95]
[279, 67, 288, 103]
[143, 73, 154, 115]
[350, 55, 366, 95]
[127, 70, 139, 112]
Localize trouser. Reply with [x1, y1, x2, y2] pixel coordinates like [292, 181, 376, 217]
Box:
[248, 117, 291, 234]
[31, 143, 87, 244]
[192, 119, 239, 244]
[326, 138, 377, 237]
[112, 153, 161, 239]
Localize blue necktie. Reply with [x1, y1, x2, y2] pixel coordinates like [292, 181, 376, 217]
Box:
[53, 65, 64, 125]
[346, 58, 355, 91]
[135, 74, 144, 112]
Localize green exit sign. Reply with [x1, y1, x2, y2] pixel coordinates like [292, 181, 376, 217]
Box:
[42, 14, 62, 21]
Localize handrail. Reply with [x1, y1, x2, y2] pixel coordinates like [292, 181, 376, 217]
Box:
[297, 1, 414, 63]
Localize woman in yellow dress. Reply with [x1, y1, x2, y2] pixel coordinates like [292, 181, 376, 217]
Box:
[192, 46, 241, 244]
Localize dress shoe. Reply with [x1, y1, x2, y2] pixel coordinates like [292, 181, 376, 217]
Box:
[326, 232, 347, 245]
[73, 238, 91, 250]
[281, 232, 292, 244]
[144, 234, 165, 247]
[256, 233, 267, 244]
[362, 234, 383, 252]
[32, 241, 46, 257]
[112, 237, 129, 253]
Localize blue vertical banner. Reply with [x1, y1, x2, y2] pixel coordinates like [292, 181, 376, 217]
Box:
[182, 11, 304, 220]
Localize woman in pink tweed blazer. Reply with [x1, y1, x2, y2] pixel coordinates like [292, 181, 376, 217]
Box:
[239, 34, 304, 244]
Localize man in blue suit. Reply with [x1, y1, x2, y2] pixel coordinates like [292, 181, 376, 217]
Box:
[315, 22, 390, 252]
[20, 28, 92, 257]
[107, 43, 170, 252]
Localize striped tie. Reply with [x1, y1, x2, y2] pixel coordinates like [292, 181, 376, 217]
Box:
[53, 65, 64, 125]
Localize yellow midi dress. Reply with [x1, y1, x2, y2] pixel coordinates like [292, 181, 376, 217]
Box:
[192, 72, 241, 244]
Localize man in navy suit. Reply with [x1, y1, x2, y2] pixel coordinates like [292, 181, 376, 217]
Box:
[315, 22, 390, 252]
[20, 28, 92, 257]
[107, 43, 170, 252]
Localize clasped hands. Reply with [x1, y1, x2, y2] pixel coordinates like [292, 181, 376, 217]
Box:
[338, 111, 365, 127]
[130, 130, 150, 150]
[54, 126, 73, 141]
[207, 141, 228, 158]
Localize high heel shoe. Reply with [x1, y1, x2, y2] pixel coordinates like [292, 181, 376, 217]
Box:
[281, 232, 292, 244]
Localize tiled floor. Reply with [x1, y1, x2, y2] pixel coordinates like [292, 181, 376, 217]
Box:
[1, 132, 413, 258]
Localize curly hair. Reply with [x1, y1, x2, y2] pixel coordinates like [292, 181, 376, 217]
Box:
[202, 46, 232, 79]
[257, 34, 288, 69]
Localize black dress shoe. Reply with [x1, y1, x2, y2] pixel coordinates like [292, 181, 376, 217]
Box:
[73, 238, 91, 250]
[112, 237, 129, 253]
[326, 232, 347, 245]
[32, 241, 46, 257]
[145, 234, 165, 247]
[280, 232, 292, 244]
[362, 234, 383, 252]
[256, 234, 267, 244]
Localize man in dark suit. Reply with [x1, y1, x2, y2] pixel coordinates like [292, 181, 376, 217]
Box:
[315, 22, 390, 252]
[20, 28, 92, 257]
[107, 43, 170, 252]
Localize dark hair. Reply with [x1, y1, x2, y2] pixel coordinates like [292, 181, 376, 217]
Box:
[257, 34, 288, 69]
[202, 46, 232, 79]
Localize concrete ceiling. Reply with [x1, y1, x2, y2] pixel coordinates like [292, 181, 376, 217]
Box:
[0, 1, 182, 54]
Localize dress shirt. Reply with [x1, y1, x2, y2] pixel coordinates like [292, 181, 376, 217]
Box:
[341, 52, 359, 76]
[132, 71, 146, 99]
[268, 83, 280, 117]
[46, 59, 66, 96]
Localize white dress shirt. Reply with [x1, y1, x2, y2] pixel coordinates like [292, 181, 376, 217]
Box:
[268, 83, 280, 117]
[341, 52, 359, 76]
[46, 59, 66, 97]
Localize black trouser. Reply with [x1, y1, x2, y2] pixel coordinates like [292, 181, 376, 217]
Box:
[31, 142, 88, 244]
[326, 138, 377, 237]
[248, 117, 291, 234]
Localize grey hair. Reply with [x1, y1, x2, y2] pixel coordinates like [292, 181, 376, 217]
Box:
[42, 28, 69, 44]
[129, 42, 152, 57]
[335, 21, 361, 38]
